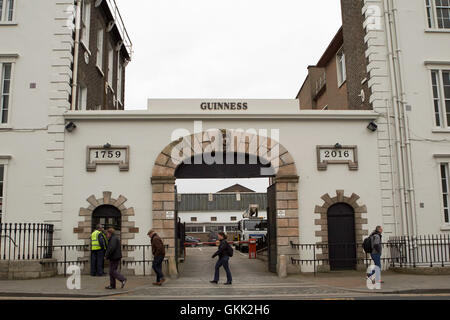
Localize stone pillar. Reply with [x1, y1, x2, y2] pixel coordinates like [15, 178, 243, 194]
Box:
[274, 176, 300, 275]
[151, 177, 178, 278]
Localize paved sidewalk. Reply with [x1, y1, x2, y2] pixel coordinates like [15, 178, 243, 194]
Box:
[1, 247, 450, 299]
[293, 270, 450, 294]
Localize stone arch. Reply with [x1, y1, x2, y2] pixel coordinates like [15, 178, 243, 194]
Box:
[151, 130, 300, 276]
[314, 190, 369, 270]
[74, 192, 138, 258]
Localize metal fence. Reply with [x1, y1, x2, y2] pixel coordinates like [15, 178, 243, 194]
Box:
[290, 234, 450, 275]
[42, 244, 169, 276]
[0, 223, 54, 260]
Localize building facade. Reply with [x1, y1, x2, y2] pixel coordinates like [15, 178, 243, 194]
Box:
[362, 0, 450, 235]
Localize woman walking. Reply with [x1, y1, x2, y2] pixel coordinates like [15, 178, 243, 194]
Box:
[210, 232, 233, 285]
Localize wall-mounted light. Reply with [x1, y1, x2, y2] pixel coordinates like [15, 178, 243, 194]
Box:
[334, 143, 342, 149]
[65, 121, 77, 133]
[103, 143, 111, 149]
[367, 121, 378, 132]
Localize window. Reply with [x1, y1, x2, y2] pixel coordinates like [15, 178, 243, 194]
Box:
[0, 164, 4, 221]
[431, 70, 450, 127]
[336, 47, 346, 87]
[96, 29, 104, 72]
[226, 225, 238, 232]
[440, 163, 450, 223]
[190, 217, 197, 222]
[107, 41, 114, 88]
[186, 226, 203, 233]
[426, 0, 450, 29]
[1, 62, 12, 124]
[116, 58, 123, 107]
[211, 217, 217, 222]
[205, 225, 223, 233]
[80, 0, 91, 49]
[0, 0, 15, 22]
[77, 83, 87, 110]
[230, 216, 237, 221]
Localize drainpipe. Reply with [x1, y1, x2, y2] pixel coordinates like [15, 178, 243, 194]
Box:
[389, 0, 419, 236]
[383, 0, 409, 236]
[70, 0, 82, 111]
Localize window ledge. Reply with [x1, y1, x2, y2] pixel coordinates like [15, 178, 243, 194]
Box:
[0, 22, 17, 26]
[0, 125, 12, 131]
[425, 28, 450, 33]
[432, 128, 450, 133]
[96, 65, 104, 77]
[440, 225, 450, 231]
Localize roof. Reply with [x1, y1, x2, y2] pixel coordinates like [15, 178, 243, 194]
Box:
[178, 193, 267, 212]
[217, 184, 255, 193]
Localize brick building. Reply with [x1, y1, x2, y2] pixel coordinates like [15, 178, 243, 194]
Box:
[298, 0, 371, 111]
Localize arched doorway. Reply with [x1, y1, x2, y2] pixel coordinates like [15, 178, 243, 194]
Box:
[327, 203, 356, 270]
[151, 130, 300, 277]
[92, 205, 122, 235]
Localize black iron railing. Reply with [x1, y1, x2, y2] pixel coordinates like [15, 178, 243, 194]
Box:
[42, 244, 169, 276]
[290, 234, 450, 275]
[0, 223, 54, 260]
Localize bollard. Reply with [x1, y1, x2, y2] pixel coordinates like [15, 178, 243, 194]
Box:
[249, 239, 257, 259]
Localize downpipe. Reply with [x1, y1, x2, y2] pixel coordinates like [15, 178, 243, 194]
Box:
[383, 0, 409, 236]
[389, 0, 419, 237]
[70, 0, 82, 111]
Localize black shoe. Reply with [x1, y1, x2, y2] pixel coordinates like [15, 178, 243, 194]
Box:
[224, 282, 232, 285]
[105, 286, 116, 290]
[121, 279, 127, 289]
[210, 280, 218, 284]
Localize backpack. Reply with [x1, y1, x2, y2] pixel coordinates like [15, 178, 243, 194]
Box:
[227, 243, 234, 257]
[363, 236, 372, 254]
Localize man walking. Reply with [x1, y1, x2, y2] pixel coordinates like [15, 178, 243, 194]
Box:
[148, 229, 166, 286]
[210, 232, 232, 285]
[367, 225, 383, 289]
[90, 224, 107, 276]
[104, 228, 126, 290]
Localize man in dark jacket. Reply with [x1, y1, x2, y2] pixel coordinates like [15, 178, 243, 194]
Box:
[104, 228, 126, 289]
[210, 232, 232, 285]
[367, 226, 383, 288]
[148, 229, 166, 285]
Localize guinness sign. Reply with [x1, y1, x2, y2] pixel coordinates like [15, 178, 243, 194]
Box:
[200, 102, 248, 111]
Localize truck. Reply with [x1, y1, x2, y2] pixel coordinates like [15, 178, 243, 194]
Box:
[235, 204, 268, 252]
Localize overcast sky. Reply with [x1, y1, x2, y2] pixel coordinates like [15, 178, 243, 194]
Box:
[114, 0, 342, 192]
[115, 0, 343, 110]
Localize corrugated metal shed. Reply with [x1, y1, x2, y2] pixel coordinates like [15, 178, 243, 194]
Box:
[178, 193, 267, 212]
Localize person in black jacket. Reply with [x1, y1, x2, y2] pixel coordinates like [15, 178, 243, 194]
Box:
[210, 232, 232, 285]
[104, 228, 127, 289]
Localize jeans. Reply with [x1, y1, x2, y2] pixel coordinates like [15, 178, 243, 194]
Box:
[214, 256, 232, 283]
[152, 255, 165, 282]
[369, 253, 382, 282]
[109, 259, 126, 288]
[91, 250, 105, 276]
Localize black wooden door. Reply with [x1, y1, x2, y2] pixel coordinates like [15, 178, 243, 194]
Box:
[267, 183, 277, 273]
[327, 203, 356, 270]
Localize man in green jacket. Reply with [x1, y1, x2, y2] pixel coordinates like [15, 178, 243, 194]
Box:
[90, 224, 107, 276]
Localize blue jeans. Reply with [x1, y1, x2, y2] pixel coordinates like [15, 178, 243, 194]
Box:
[369, 253, 382, 281]
[90, 250, 105, 276]
[214, 256, 232, 283]
[152, 255, 165, 282]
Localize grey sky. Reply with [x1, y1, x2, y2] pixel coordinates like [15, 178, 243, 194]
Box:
[114, 1, 342, 193]
[115, 0, 343, 109]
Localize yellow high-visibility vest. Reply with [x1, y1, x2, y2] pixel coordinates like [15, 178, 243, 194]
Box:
[91, 230, 102, 251]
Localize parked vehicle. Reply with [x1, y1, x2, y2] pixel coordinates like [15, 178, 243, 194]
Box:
[185, 235, 200, 247]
